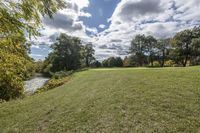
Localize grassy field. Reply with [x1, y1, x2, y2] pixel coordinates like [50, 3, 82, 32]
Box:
[0, 67, 200, 132]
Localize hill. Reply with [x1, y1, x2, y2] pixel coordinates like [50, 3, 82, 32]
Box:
[0, 67, 200, 132]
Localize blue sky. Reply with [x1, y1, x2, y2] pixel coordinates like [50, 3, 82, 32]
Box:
[30, 0, 200, 61]
[80, 0, 120, 33]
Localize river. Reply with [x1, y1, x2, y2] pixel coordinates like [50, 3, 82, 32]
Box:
[24, 74, 50, 94]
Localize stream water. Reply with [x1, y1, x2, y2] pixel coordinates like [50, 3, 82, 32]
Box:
[24, 74, 50, 94]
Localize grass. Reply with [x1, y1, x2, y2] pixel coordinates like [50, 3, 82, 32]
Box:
[0, 66, 200, 132]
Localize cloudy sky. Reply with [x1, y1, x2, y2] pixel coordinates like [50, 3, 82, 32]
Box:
[30, 0, 200, 61]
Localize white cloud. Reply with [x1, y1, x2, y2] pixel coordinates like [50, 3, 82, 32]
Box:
[31, 0, 200, 61]
[92, 0, 200, 60]
[86, 27, 98, 34]
[32, 0, 91, 46]
[99, 24, 106, 29]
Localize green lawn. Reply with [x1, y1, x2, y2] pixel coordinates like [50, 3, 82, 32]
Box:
[0, 67, 200, 132]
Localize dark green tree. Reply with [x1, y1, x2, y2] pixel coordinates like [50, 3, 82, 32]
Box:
[156, 39, 171, 67]
[115, 57, 123, 67]
[90, 60, 102, 68]
[45, 33, 82, 72]
[171, 29, 194, 67]
[82, 43, 95, 67]
[145, 35, 157, 66]
[130, 34, 146, 66]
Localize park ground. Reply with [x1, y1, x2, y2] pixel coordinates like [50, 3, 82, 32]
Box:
[0, 66, 200, 132]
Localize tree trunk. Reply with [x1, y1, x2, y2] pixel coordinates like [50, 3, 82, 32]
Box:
[151, 60, 153, 67]
[183, 55, 189, 67]
[161, 50, 165, 67]
[149, 54, 153, 67]
[86, 57, 89, 67]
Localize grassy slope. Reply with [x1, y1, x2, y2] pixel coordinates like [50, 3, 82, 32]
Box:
[0, 67, 200, 133]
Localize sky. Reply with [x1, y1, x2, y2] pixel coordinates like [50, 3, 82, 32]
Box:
[30, 0, 200, 61]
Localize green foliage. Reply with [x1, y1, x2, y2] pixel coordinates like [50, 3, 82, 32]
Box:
[0, 46, 35, 100]
[130, 34, 146, 66]
[0, 0, 66, 101]
[43, 33, 82, 74]
[171, 26, 200, 67]
[130, 34, 157, 66]
[129, 27, 200, 67]
[52, 70, 74, 79]
[102, 57, 123, 67]
[156, 39, 171, 67]
[34, 60, 44, 73]
[90, 60, 102, 68]
[81, 43, 95, 67]
[0, 0, 65, 43]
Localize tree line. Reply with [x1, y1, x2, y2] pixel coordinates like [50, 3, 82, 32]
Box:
[101, 27, 200, 68]
[41, 26, 200, 74]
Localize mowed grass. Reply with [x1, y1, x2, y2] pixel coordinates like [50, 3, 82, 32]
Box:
[0, 67, 200, 133]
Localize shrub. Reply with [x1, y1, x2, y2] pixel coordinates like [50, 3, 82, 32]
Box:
[164, 60, 176, 67]
[0, 51, 34, 100]
[153, 61, 160, 67]
[0, 72, 24, 101]
[0, 43, 35, 101]
[53, 70, 74, 79]
[35, 77, 70, 93]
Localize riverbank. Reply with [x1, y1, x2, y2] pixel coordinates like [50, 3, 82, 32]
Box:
[24, 73, 50, 94]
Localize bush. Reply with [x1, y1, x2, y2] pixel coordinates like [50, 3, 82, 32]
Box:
[35, 77, 70, 93]
[0, 72, 25, 101]
[153, 61, 160, 67]
[0, 41, 35, 101]
[53, 70, 74, 79]
[164, 60, 176, 67]
[0, 51, 35, 100]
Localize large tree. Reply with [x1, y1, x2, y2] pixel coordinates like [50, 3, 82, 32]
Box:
[171, 28, 195, 67]
[48, 33, 82, 72]
[156, 39, 171, 67]
[130, 34, 146, 66]
[190, 27, 200, 65]
[145, 35, 157, 66]
[82, 43, 95, 67]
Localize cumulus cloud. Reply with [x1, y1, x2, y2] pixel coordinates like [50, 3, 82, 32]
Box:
[31, 0, 200, 60]
[43, 13, 83, 31]
[118, 0, 164, 21]
[32, 0, 91, 47]
[91, 0, 200, 60]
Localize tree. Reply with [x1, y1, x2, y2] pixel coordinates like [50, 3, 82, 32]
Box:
[171, 29, 194, 67]
[130, 34, 146, 66]
[115, 57, 123, 67]
[0, 0, 65, 100]
[43, 33, 82, 75]
[156, 39, 171, 67]
[82, 43, 95, 67]
[102, 59, 108, 67]
[90, 60, 101, 68]
[190, 27, 200, 65]
[0, 0, 65, 43]
[145, 35, 157, 66]
[107, 57, 116, 67]
[123, 56, 131, 67]
[102, 57, 123, 67]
